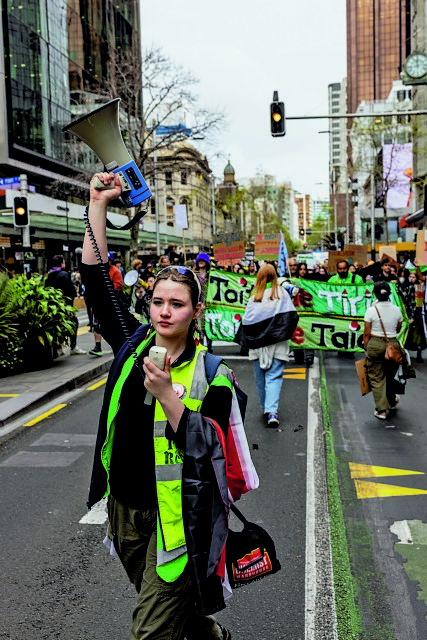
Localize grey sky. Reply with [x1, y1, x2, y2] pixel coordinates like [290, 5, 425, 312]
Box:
[141, 1, 346, 198]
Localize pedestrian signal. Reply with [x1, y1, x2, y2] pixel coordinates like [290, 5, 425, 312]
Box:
[13, 196, 29, 227]
[270, 101, 286, 137]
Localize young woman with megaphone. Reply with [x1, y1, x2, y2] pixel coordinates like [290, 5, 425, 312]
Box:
[80, 172, 238, 640]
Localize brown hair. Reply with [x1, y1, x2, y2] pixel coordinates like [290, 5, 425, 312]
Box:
[152, 267, 202, 337]
[252, 264, 280, 302]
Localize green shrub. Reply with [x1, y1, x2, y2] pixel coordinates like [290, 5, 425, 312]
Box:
[0, 274, 77, 375]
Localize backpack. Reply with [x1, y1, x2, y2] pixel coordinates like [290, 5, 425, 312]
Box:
[204, 352, 258, 501]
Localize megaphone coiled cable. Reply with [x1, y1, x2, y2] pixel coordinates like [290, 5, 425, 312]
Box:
[84, 205, 145, 380]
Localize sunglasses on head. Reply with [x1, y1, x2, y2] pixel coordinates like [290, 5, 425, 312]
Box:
[156, 266, 202, 298]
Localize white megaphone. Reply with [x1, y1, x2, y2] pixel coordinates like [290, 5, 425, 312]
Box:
[62, 98, 152, 209]
[124, 270, 139, 286]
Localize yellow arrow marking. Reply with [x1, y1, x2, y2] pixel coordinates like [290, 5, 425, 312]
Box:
[349, 463, 424, 479]
[24, 404, 67, 427]
[87, 377, 107, 391]
[354, 479, 427, 500]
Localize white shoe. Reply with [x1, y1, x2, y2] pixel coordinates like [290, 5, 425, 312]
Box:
[70, 347, 87, 355]
[374, 410, 387, 420]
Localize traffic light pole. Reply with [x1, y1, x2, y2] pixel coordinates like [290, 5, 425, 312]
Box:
[19, 174, 30, 248]
[285, 109, 427, 120]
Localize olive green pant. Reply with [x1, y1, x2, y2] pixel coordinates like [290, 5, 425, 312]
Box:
[107, 496, 226, 640]
[366, 336, 400, 412]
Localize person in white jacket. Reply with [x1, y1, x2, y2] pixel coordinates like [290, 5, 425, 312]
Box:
[243, 263, 298, 428]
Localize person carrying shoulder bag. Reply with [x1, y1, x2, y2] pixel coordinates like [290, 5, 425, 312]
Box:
[363, 281, 403, 420]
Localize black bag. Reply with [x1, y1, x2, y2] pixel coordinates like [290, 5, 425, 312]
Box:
[226, 504, 281, 589]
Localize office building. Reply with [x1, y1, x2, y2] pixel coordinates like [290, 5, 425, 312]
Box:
[347, 0, 411, 114]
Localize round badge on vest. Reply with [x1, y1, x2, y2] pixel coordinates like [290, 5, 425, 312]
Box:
[172, 383, 187, 399]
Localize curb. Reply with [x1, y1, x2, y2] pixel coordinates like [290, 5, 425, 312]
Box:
[0, 357, 113, 430]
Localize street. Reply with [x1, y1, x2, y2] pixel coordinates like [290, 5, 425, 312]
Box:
[0, 349, 427, 639]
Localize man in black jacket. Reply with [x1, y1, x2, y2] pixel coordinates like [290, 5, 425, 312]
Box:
[45, 255, 86, 356]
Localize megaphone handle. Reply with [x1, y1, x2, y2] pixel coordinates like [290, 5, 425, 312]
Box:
[94, 173, 131, 193]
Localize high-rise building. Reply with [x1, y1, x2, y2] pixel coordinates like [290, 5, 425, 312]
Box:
[347, 0, 411, 114]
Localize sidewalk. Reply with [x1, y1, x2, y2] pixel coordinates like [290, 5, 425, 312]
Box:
[0, 310, 114, 430]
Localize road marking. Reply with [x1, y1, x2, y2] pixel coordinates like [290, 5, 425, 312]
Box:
[31, 433, 96, 447]
[283, 373, 306, 379]
[0, 393, 18, 397]
[349, 463, 424, 478]
[79, 499, 108, 524]
[0, 450, 83, 467]
[305, 359, 338, 639]
[23, 404, 67, 426]
[87, 377, 107, 391]
[354, 479, 427, 499]
[77, 325, 90, 335]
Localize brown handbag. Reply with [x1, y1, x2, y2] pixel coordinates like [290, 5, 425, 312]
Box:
[374, 306, 403, 364]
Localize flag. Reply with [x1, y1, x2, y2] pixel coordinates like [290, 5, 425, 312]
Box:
[278, 230, 288, 276]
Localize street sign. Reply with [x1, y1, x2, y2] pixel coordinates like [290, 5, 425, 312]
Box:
[0, 176, 20, 185]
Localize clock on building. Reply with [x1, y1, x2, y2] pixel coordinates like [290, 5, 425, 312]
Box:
[404, 53, 427, 79]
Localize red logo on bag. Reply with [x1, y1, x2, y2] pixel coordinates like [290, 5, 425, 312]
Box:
[232, 548, 273, 582]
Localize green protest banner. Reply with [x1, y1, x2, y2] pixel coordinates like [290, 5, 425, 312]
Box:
[205, 271, 409, 353]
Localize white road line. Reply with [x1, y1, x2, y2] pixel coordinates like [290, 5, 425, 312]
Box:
[79, 499, 108, 525]
[305, 359, 338, 640]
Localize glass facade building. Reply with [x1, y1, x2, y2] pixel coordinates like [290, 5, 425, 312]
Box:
[347, 0, 411, 114]
[1, 0, 141, 173]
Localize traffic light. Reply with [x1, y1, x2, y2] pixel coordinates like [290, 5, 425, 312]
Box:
[270, 93, 286, 137]
[13, 196, 29, 227]
[299, 228, 305, 237]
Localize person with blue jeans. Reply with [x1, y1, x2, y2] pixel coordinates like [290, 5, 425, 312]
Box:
[243, 264, 298, 428]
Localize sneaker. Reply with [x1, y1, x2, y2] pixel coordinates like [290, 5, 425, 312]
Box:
[267, 412, 279, 427]
[89, 345, 103, 357]
[70, 346, 87, 355]
[374, 410, 387, 420]
[390, 395, 400, 410]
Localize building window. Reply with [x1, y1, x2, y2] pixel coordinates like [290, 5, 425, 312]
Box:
[181, 171, 187, 185]
[165, 171, 172, 187]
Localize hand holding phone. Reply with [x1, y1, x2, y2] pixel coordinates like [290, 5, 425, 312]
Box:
[148, 346, 167, 371]
[144, 346, 167, 404]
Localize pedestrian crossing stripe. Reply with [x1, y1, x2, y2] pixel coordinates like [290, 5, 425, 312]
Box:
[354, 480, 427, 500]
[24, 404, 67, 427]
[349, 463, 424, 479]
[77, 326, 90, 335]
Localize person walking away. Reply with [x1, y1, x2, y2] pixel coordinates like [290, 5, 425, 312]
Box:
[242, 263, 298, 427]
[81, 172, 245, 640]
[45, 254, 86, 356]
[363, 281, 403, 420]
[89, 251, 123, 357]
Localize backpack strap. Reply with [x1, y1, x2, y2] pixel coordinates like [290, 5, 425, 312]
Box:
[204, 351, 224, 385]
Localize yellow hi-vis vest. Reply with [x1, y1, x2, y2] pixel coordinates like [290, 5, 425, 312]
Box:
[100, 330, 233, 583]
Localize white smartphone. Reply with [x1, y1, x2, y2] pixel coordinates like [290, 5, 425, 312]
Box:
[148, 346, 167, 371]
